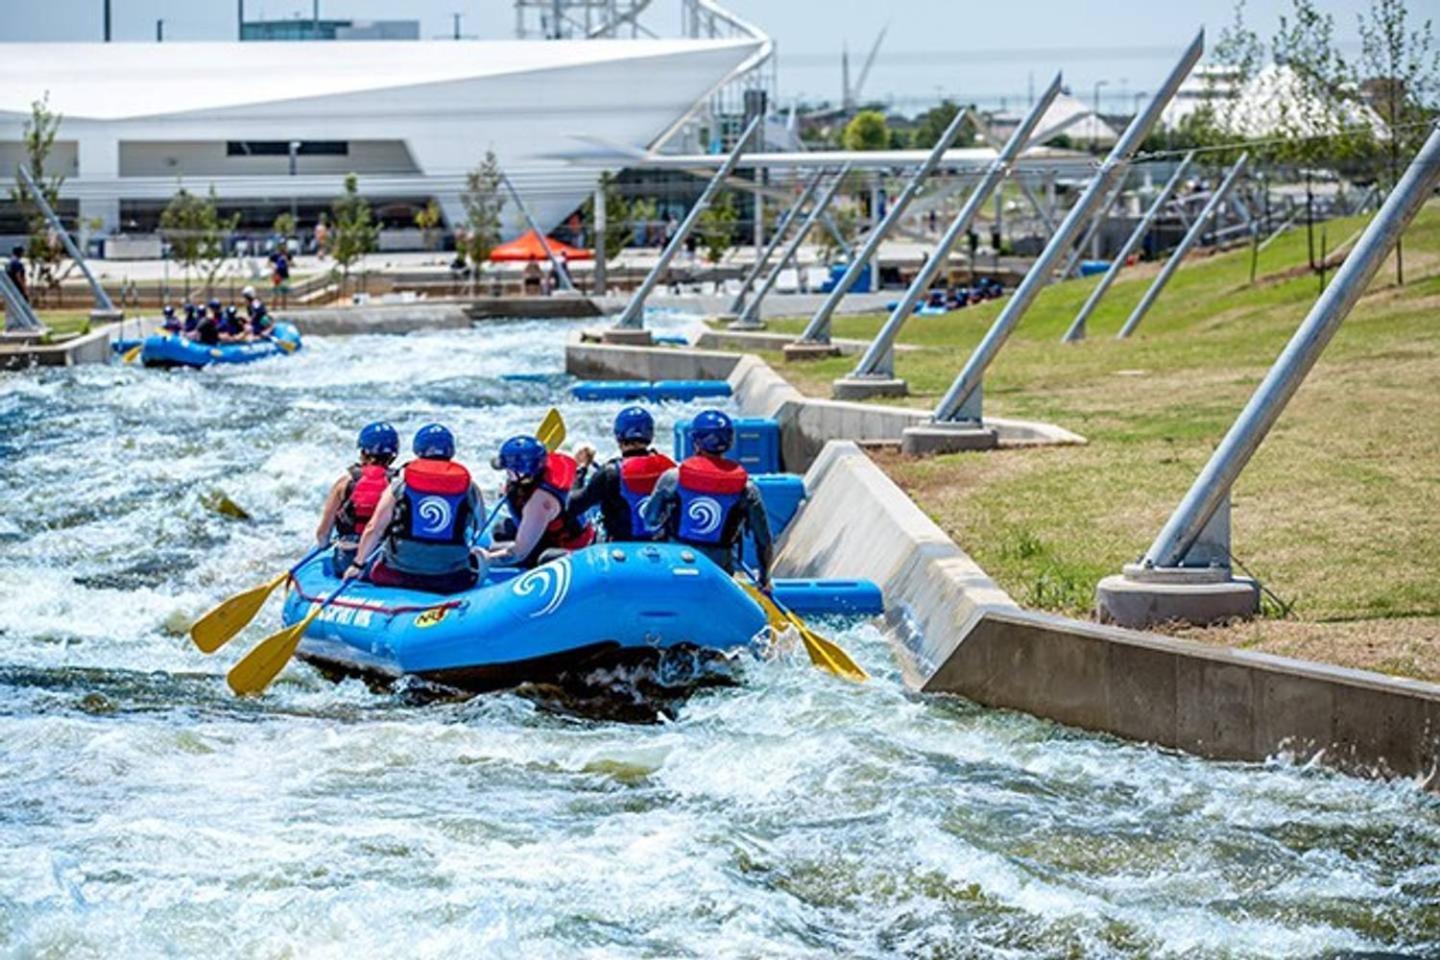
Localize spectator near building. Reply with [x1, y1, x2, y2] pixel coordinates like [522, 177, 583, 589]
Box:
[6, 247, 28, 303]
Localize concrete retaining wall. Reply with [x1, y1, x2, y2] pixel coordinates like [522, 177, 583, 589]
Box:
[288, 297, 600, 335]
[774, 442, 1018, 683]
[564, 335, 1083, 471]
[1, 324, 118, 370]
[924, 607, 1440, 784]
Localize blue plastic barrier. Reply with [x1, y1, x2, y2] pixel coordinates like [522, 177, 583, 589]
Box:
[771, 579, 884, 616]
[571, 379, 732, 402]
[674, 416, 782, 474]
[654, 334, 689, 346]
[744, 472, 805, 569]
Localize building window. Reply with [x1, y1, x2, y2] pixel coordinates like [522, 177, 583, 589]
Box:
[226, 141, 349, 157]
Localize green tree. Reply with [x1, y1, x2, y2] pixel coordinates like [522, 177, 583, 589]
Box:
[1272, 0, 1368, 269]
[459, 151, 505, 266]
[272, 211, 296, 241]
[413, 198, 443, 250]
[1359, 0, 1437, 284]
[911, 101, 976, 149]
[330, 172, 379, 288]
[8, 95, 65, 301]
[159, 186, 238, 298]
[696, 191, 738, 264]
[842, 110, 891, 151]
[581, 172, 638, 260]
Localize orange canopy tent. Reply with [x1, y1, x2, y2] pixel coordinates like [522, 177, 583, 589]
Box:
[488, 230, 593, 262]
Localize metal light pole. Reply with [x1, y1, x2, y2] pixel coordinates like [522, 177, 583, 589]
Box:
[1117, 152, 1248, 339]
[1139, 123, 1440, 572]
[840, 75, 1065, 390]
[156, 19, 164, 42]
[1063, 151, 1194, 342]
[794, 103, 981, 347]
[924, 31, 1202, 427]
[1091, 80, 1109, 148]
[612, 114, 761, 330]
[732, 164, 851, 329]
[287, 140, 300, 231]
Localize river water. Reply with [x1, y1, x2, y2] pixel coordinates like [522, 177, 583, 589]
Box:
[1, 318, 1437, 958]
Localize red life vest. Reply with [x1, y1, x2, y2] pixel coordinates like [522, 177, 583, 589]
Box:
[505, 451, 594, 551]
[618, 451, 676, 539]
[393, 458, 473, 545]
[675, 455, 748, 547]
[336, 463, 393, 537]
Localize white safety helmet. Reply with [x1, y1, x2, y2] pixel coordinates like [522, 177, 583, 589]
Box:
[241, 285, 257, 300]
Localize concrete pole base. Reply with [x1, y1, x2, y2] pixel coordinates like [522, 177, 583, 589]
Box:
[89, 308, 124, 324]
[726, 317, 766, 331]
[708, 312, 741, 326]
[1095, 564, 1260, 629]
[832, 376, 909, 401]
[900, 422, 999, 455]
[783, 341, 842, 362]
[600, 328, 655, 346]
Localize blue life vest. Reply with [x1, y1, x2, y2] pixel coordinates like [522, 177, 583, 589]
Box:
[401, 459, 470, 543]
[617, 452, 674, 541]
[674, 455, 747, 547]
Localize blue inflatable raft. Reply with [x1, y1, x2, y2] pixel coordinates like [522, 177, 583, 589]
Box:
[141, 322, 301, 368]
[282, 543, 770, 691]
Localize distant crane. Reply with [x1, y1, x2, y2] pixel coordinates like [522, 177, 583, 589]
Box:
[841, 24, 888, 113]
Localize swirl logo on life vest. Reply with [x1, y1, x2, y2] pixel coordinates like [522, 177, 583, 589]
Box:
[511, 556, 572, 618]
[416, 496, 452, 534]
[686, 497, 723, 536]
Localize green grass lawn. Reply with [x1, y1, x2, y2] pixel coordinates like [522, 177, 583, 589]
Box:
[764, 203, 1440, 679]
[34, 310, 95, 339]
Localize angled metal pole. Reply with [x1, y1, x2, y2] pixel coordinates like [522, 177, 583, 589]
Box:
[499, 171, 577, 294]
[795, 102, 982, 345]
[1062, 172, 1129, 279]
[16, 164, 117, 315]
[817, 210, 853, 260]
[844, 77, 1065, 380]
[727, 168, 824, 315]
[0, 268, 43, 331]
[1063, 151, 1194, 342]
[1017, 175, 1057, 236]
[614, 114, 761, 329]
[1141, 124, 1440, 570]
[1117, 152, 1248, 339]
[733, 164, 850, 328]
[930, 31, 1203, 424]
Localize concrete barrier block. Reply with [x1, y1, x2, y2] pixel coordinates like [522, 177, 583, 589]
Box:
[1103, 639, 1180, 746]
[1175, 658, 1258, 761]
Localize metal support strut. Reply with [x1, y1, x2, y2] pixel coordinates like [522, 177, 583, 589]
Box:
[840, 75, 1064, 386]
[727, 168, 825, 316]
[925, 31, 1203, 426]
[1142, 124, 1440, 572]
[613, 114, 762, 330]
[0, 268, 43, 332]
[732, 164, 851, 329]
[1062, 151, 1195, 342]
[795, 104, 979, 346]
[16, 164, 118, 316]
[500, 171, 577, 294]
[1116, 152, 1249, 339]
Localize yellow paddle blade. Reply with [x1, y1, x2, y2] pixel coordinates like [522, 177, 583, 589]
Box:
[225, 610, 316, 695]
[785, 609, 869, 683]
[737, 579, 868, 682]
[537, 408, 566, 452]
[275, 338, 299, 353]
[121, 343, 143, 364]
[190, 571, 288, 654]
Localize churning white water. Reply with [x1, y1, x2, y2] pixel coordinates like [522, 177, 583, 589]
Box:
[1, 318, 1437, 958]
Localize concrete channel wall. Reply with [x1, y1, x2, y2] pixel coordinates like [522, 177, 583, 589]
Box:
[288, 297, 601, 336]
[567, 334, 1440, 787]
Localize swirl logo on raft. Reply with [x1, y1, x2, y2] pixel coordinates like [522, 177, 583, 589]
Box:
[511, 556, 572, 618]
[416, 496, 452, 534]
[686, 497, 722, 536]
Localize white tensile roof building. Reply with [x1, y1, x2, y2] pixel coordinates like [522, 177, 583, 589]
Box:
[0, 36, 765, 239]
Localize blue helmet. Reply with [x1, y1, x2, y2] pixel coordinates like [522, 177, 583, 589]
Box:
[691, 410, 734, 455]
[358, 421, 399, 458]
[208, 298, 221, 311]
[413, 423, 455, 460]
[613, 406, 655, 444]
[183, 303, 197, 317]
[162, 304, 175, 317]
[495, 435, 547, 480]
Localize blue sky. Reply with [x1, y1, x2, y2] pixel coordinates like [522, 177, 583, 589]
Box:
[0, 0, 1383, 112]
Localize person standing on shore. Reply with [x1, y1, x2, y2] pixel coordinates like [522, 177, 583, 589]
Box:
[6, 247, 28, 303]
